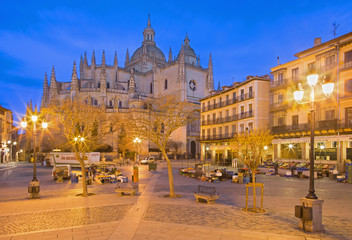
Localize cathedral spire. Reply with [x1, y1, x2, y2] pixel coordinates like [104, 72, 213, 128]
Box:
[41, 72, 49, 109]
[71, 61, 79, 93]
[83, 51, 88, 67]
[91, 50, 96, 66]
[168, 46, 173, 63]
[50, 66, 57, 99]
[177, 43, 185, 84]
[102, 50, 106, 67]
[147, 13, 151, 27]
[114, 51, 118, 68]
[206, 53, 214, 92]
[184, 33, 190, 47]
[125, 48, 130, 67]
[143, 14, 155, 44]
[128, 68, 136, 94]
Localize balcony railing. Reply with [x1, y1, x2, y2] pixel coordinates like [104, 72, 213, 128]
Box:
[201, 111, 254, 126]
[271, 119, 347, 134]
[201, 133, 235, 141]
[270, 78, 288, 88]
[341, 61, 352, 72]
[202, 92, 254, 112]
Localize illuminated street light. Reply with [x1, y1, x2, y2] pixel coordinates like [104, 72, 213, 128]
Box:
[288, 144, 293, 149]
[133, 137, 141, 163]
[264, 146, 268, 150]
[293, 73, 334, 200]
[20, 114, 48, 199]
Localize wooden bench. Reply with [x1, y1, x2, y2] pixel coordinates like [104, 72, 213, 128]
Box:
[115, 183, 137, 196]
[194, 185, 219, 204]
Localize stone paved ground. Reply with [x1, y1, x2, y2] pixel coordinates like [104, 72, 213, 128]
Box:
[1, 161, 352, 240]
[0, 204, 131, 235]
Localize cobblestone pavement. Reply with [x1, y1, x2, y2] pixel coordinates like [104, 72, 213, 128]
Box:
[0, 204, 131, 235]
[143, 203, 350, 240]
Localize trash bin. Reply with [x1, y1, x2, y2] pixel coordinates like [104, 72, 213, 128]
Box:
[149, 162, 157, 171]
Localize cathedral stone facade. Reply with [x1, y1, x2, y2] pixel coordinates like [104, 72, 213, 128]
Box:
[40, 16, 214, 157]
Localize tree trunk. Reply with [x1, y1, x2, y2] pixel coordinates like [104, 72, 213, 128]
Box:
[252, 171, 256, 212]
[75, 152, 88, 197]
[162, 150, 176, 198]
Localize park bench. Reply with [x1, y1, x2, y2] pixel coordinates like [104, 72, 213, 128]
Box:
[194, 185, 219, 204]
[115, 183, 137, 196]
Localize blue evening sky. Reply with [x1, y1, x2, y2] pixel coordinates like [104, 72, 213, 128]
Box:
[1, 0, 352, 121]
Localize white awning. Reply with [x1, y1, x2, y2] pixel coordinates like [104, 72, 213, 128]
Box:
[272, 135, 352, 144]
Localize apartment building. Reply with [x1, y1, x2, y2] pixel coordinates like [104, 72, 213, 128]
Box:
[200, 76, 270, 163]
[270, 31, 352, 171]
[0, 105, 14, 163]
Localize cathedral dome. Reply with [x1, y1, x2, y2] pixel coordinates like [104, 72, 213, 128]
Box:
[131, 44, 166, 63]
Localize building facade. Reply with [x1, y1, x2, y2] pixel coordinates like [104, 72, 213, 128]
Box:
[270, 32, 352, 171]
[200, 76, 271, 163]
[40, 16, 214, 157]
[0, 105, 14, 163]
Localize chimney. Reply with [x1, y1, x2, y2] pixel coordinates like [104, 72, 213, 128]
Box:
[314, 37, 321, 46]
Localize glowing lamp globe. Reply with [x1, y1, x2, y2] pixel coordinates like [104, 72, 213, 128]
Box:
[307, 74, 318, 87]
[322, 82, 334, 97]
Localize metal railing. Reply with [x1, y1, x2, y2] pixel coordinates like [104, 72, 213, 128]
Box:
[201, 111, 254, 126]
[202, 92, 254, 112]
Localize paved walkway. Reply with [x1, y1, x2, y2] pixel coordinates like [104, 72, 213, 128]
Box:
[0, 162, 351, 240]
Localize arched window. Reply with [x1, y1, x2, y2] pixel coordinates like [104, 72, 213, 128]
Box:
[150, 82, 153, 94]
[147, 35, 149, 41]
[165, 79, 168, 90]
[118, 101, 122, 107]
[107, 82, 110, 89]
[109, 100, 112, 106]
[98, 83, 100, 88]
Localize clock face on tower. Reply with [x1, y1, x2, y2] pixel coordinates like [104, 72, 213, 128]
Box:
[189, 80, 196, 91]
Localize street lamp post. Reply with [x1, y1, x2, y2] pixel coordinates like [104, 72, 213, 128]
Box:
[20, 115, 48, 198]
[293, 72, 334, 231]
[133, 137, 141, 164]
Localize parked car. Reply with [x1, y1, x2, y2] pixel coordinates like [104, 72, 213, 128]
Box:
[140, 157, 155, 165]
[52, 165, 72, 180]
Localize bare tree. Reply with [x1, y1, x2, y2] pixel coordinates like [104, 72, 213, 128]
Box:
[232, 129, 273, 212]
[43, 98, 111, 197]
[131, 94, 197, 198]
[167, 139, 183, 160]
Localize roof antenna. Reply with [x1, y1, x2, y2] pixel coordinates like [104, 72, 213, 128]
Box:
[277, 56, 280, 65]
[331, 22, 340, 38]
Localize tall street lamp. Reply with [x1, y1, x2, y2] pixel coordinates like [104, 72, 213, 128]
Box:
[294, 73, 334, 199]
[133, 137, 141, 164]
[20, 115, 48, 198]
[293, 72, 334, 231]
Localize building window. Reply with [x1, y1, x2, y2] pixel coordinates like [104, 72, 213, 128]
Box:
[332, 141, 337, 148]
[249, 104, 252, 114]
[249, 86, 253, 98]
[219, 97, 222, 107]
[202, 129, 205, 138]
[109, 100, 113, 106]
[232, 125, 236, 134]
[278, 94, 283, 103]
[107, 82, 110, 88]
[248, 122, 253, 131]
[207, 129, 210, 138]
[345, 79, 352, 96]
[219, 127, 222, 137]
[233, 92, 237, 102]
[325, 110, 335, 120]
[292, 115, 298, 125]
[118, 101, 122, 107]
[325, 55, 335, 67]
[225, 126, 229, 137]
[345, 50, 352, 67]
[150, 82, 153, 94]
[226, 95, 229, 104]
[233, 108, 236, 115]
[278, 117, 285, 126]
[240, 106, 244, 115]
[212, 128, 216, 137]
[212, 113, 216, 123]
[165, 79, 168, 90]
[240, 124, 244, 133]
[240, 89, 244, 101]
[292, 68, 299, 81]
[94, 100, 98, 105]
[98, 83, 101, 88]
[308, 62, 316, 72]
